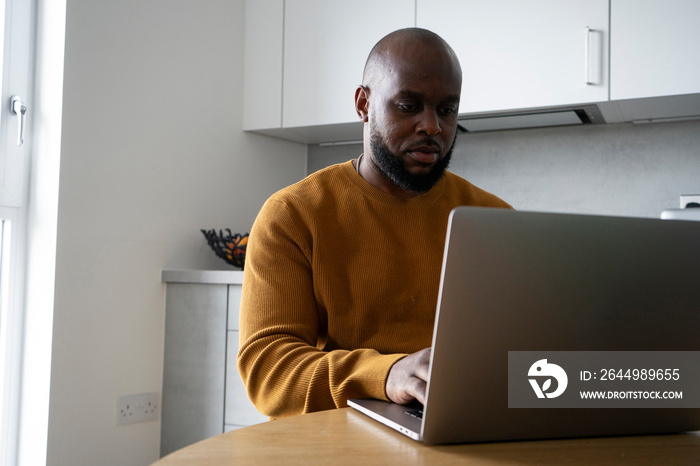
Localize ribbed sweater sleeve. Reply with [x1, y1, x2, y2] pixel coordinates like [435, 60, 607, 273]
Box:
[237, 161, 511, 418]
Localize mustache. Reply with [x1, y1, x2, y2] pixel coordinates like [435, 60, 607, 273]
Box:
[406, 139, 442, 152]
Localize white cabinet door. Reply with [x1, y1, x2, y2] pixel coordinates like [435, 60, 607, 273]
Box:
[282, 0, 415, 128]
[417, 0, 609, 114]
[611, 0, 700, 101]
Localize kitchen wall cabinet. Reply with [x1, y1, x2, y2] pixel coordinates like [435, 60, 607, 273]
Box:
[243, 0, 414, 143]
[611, 0, 700, 101]
[160, 270, 267, 458]
[243, 0, 700, 142]
[417, 0, 609, 114]
[244, 0, 609, 140]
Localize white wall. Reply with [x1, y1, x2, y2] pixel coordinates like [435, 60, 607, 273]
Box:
[47, 1, 306, 465]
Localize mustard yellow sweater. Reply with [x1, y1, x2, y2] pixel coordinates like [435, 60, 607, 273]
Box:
[238, 160, 511, 418]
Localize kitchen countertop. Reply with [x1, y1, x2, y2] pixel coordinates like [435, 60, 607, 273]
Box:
[161, 269, 244, 285]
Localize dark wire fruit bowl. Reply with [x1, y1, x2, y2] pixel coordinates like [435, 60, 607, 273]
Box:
[201, 229, 249, 269]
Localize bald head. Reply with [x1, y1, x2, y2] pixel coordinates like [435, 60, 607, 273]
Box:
[362, 28, 462, 89]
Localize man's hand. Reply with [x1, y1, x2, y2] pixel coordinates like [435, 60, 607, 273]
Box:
[385, 348, 431, 405]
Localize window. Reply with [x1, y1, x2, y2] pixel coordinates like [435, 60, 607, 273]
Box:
[0, 0, 34, 464]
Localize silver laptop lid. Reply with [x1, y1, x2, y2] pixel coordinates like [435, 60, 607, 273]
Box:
[421, 207, 700, 444]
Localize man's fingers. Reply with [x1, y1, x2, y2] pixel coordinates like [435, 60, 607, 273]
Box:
[406, 376, 427, 405]
[414, 350, 431, 381]
[386, 348, 431, 405]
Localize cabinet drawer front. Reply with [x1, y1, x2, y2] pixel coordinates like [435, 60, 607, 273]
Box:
[225, 330, 269, 426]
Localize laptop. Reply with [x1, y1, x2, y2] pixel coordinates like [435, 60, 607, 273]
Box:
[349, 206, 700, 445]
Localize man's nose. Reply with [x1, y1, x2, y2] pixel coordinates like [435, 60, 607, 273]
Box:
[416, 109, 441, 136]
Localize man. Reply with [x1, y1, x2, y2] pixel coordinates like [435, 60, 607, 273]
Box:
[237, 28, 511, 419]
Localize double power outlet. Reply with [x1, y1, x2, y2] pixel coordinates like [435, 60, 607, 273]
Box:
[116, 392, 160, 425]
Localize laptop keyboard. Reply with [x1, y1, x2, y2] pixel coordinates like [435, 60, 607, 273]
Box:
[404, 408, 424, 420]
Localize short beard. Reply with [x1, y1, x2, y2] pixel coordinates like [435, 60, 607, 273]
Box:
[370, 129, 455, 194]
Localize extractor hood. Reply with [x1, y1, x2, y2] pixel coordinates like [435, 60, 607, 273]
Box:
[458, 105, 606, 132]
[456, 94, 700, 133]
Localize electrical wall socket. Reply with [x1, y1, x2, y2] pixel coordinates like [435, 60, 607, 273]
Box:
[117, 392, 159, 425]
[680, 195, 700, 208]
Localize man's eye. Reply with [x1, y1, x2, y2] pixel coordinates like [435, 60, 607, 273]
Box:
[440, 106, 457, 116]
[398, 103, 419, 112]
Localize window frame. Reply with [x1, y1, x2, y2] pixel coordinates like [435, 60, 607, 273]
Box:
[0, 0, 35, 464]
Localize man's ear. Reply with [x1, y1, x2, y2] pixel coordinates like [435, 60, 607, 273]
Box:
[355, 85, 369, 122]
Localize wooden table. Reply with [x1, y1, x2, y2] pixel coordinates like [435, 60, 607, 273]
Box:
[153, 408, 700, 465]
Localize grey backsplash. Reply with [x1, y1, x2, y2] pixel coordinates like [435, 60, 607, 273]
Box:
[307, 120, 700, 218]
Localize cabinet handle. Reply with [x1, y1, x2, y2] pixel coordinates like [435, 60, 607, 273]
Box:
[584, 26, 594, 86]
[10, 95, 27, 146]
